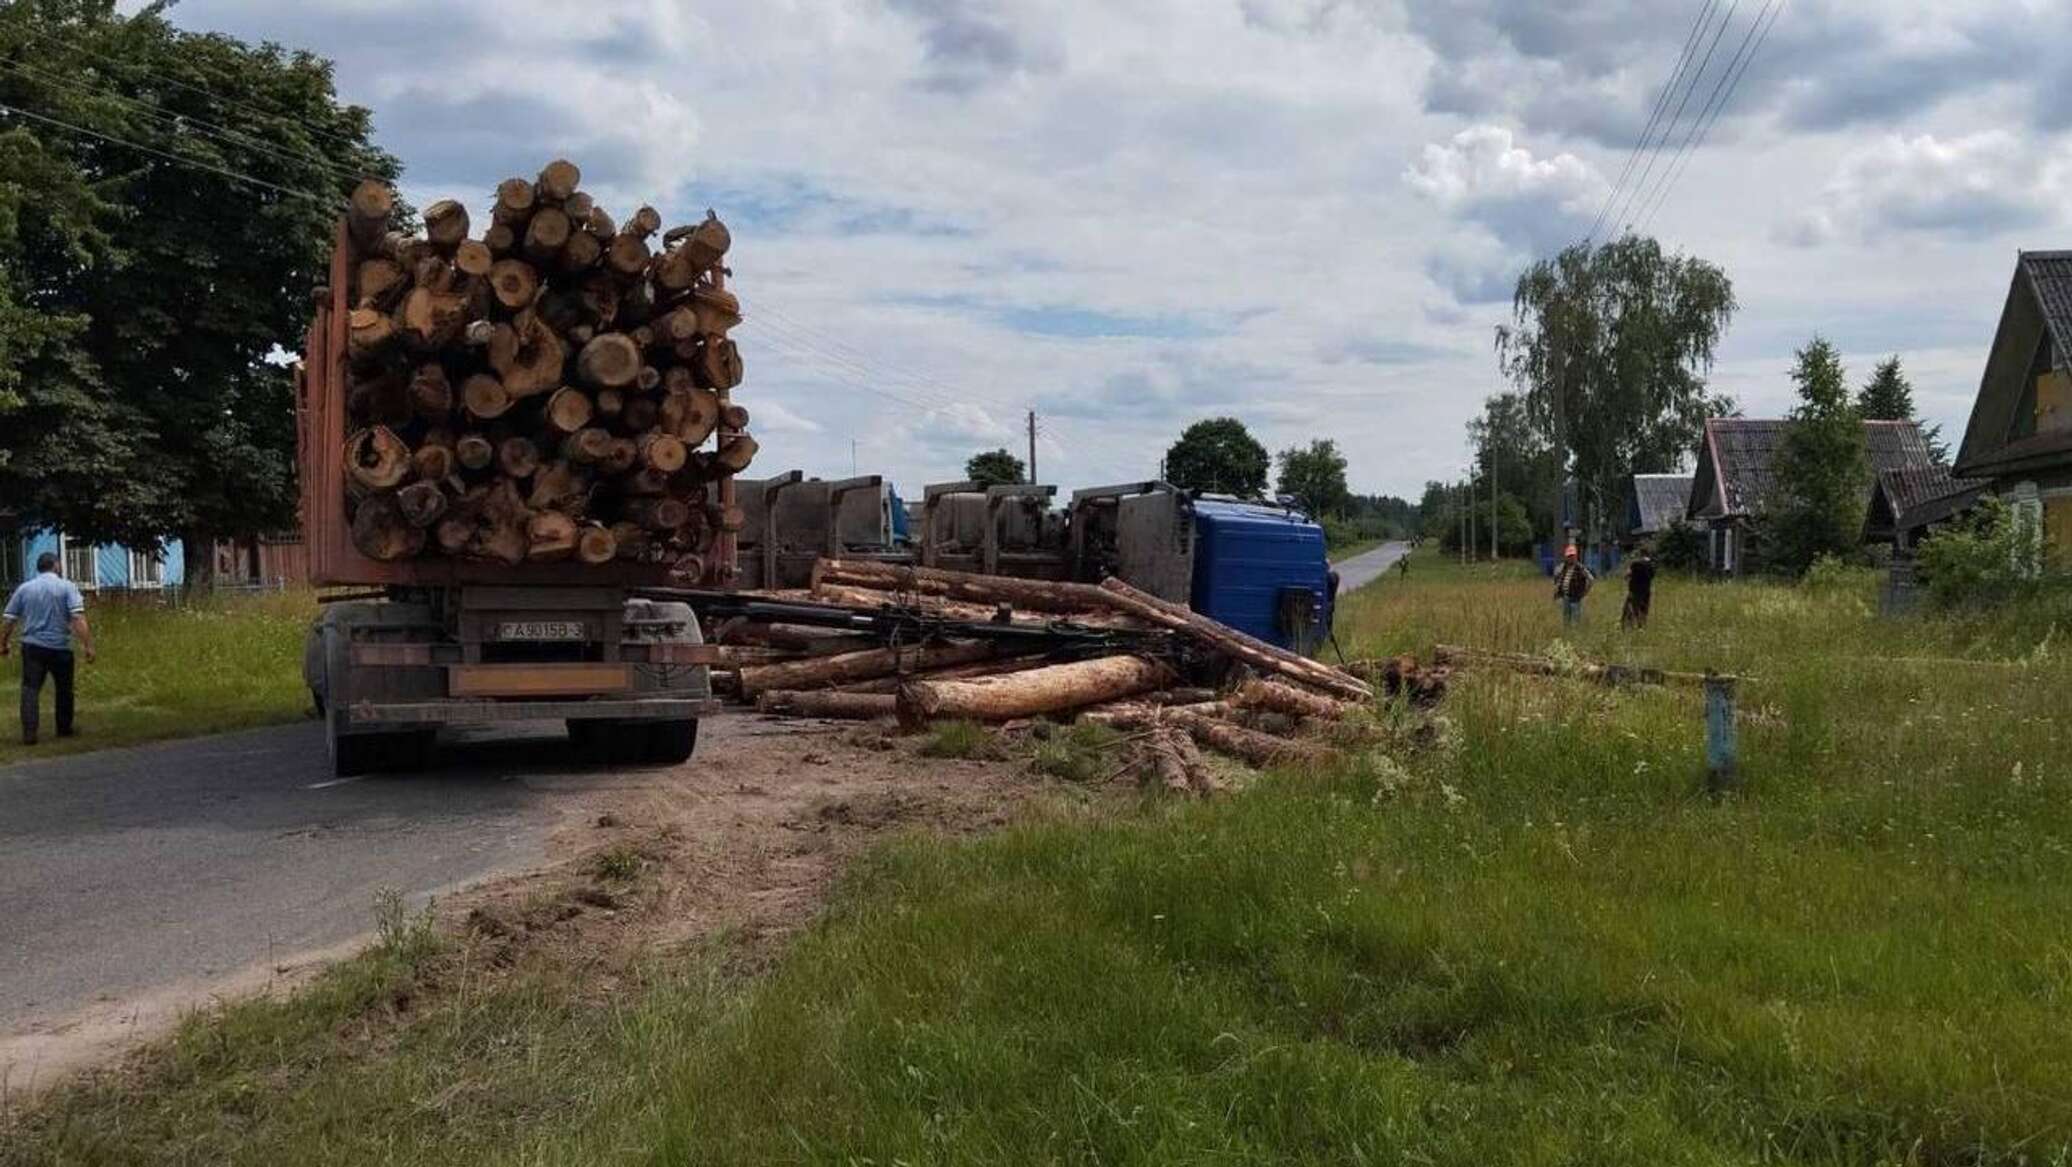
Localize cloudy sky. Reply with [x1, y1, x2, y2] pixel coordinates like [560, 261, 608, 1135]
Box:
[148, 0, 2072, 497]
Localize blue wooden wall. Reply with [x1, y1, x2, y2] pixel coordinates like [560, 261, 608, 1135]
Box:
[9, 531, 185, 589]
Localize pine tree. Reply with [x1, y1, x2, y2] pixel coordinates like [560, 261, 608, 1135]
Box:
[1855, 356, 1915, 419]
[1769, 337, 1869, 574]
[1855, 356, 1950, 464]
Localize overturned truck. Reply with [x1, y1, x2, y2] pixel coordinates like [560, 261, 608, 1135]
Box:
[737, 477, 1337, 654]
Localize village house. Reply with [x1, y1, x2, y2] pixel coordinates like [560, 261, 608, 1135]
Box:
[1862, 464, 1988, 552]
[1952, 251, 2072, 554]
[1684, 417, 1939, 575]
[1625, 473, 1694, 546]
[0, 530, 186, 592]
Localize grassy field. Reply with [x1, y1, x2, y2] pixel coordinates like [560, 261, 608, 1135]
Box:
[10, 554, 2072, 1164]
[0, 590, 315, 766]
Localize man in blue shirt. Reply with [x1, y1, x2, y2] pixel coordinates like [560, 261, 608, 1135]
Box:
[1, 552, 97, 745]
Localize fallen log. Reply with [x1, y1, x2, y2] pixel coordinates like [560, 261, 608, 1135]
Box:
[1095, 578, 1372, 703]
[813, 558, 1111, 616]
[1430, 644, 1704, 689]
[809, 582, 1147, 630]
[1234, 678, 1354, 721]
[735, 639, 996, 698]
[837, 654, 1056, 694]
[898, 654, 1174, 725]
[1085, 706, 1330, 768]
[754, 690, 898, 720]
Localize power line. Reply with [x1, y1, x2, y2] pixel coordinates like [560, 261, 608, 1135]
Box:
[40, 24, 378, 155]
[746, 302, 1154, 479]
[0, 100, 335, 205]
[1603, 0, 1738, 239]
[736, 320, 946, 414]
[1630, 0, 1775, 230]
[1635, 0, 1785, 235]
[0, 55, 376, 191]
[1585, 0, 1720, 244]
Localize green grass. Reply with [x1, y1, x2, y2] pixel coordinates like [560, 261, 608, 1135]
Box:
[0, 589, 315, 767]
[12, 552, 2072, 1164]
[920, 718, 1006, 760]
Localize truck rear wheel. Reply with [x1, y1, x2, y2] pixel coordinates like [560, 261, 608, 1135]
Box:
[644, 719, 698, 764]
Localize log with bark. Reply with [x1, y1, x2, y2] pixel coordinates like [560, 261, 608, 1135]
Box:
[1083, 706, 1332, 768]
[754, 690, 899, 720]
[897, 654, 1175, 725]
[734, 639, 997, 698]
[332, 167, 752, 580]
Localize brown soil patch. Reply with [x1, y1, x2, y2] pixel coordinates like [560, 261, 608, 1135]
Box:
[450, 716, 1049, 979]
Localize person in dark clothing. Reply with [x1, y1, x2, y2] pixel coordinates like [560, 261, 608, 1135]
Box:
[1, 551, 96, 745]
[1622, 548, 1657, 630]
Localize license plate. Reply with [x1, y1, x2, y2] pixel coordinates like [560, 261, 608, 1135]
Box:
[497, 620, 586, 641]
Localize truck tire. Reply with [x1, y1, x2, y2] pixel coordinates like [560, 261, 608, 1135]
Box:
[643, 719, 698, 765]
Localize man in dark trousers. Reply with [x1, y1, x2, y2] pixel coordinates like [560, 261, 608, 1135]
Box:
[1623, 547, 1657, 630]
[1, 552, 96, 745]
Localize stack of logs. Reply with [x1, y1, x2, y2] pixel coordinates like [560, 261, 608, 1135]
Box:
[339, 159, 755, 580]
[711, 559, 1448, 787]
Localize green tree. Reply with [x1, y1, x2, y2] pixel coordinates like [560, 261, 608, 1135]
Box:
[964, 448, 1025, 487]
[0, 0, 399, 564]
[1275, 439, 1349, 518]
[1855, 355, 1949, 464]
[1466, 391, 1561, 537]
[1769, 337, 1869, 575]
[1164, 417, 1268, 497]
[1495, 235, 1736, 539]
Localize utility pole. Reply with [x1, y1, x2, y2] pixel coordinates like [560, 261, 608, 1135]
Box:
[1459, 480, 1468, 565]
[1490, 446, 1499, 562]
[1027, 409, 1038, 484]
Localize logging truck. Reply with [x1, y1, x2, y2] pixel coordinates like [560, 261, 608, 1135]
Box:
[299, 168, 740, 778]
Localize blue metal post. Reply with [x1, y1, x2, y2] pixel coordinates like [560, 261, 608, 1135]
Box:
[1705, 672, 1739, 793]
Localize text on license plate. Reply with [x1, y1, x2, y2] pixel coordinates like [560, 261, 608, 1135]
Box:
[497, 621, 586, 641]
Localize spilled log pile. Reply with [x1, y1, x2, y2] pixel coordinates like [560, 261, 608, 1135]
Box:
[339, 161, 754, 581]
[703, 560, 1444, 790]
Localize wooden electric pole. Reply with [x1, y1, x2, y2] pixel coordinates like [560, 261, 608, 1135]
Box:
[1027, 409, 1038, 484]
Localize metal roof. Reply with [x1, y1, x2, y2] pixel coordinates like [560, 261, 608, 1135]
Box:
[1955, 251, 2072, 478]
[1690, 418, 1935, 521]
[1628, 474, 1694, 534]
[2022, 251, 2072, 361]
[1866, 463, 1990, 536]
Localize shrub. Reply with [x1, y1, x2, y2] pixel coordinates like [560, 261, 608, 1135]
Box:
[1801, 552, 1860, 595]
[1917, 496, 2040, 609]
[1654, 520, 1708, 571]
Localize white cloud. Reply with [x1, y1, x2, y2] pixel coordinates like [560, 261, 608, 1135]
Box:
[1783, 132, 2067, 246]
[134, 0, 2072, 500]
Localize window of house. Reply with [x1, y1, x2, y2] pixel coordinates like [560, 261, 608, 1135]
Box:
[61, 537, 97, 589]
[130, 548, 165, 588]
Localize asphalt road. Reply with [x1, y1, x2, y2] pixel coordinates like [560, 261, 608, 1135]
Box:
[1333, 541, 1412, 592]
[0, 717, 753, 1082]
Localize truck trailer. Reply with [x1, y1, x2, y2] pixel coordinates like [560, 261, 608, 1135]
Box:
[297, 221, 725, 778]
[738, 476, 1335, 653]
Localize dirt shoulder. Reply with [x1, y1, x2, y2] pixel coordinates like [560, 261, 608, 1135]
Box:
[2, 714, 1062, 1101]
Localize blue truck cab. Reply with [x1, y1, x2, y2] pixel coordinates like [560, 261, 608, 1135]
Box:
[1067, 483, 1334, 652]
[1189, 498, 1334, 651]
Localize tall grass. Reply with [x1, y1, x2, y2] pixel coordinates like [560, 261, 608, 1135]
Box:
[0, 589, 315, 765]
[10, 553, 2072, 1164]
